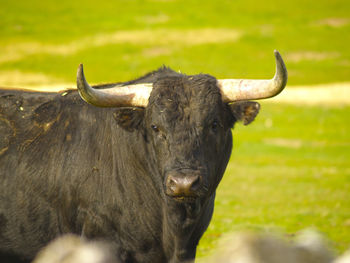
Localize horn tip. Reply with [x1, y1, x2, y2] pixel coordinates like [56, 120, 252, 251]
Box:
[273, 49, 288, 91]
[77, 63, 87, 92]
[274, 50, 282, 59]
[78, 63, 83, 72]
[77, 64, 85, 79]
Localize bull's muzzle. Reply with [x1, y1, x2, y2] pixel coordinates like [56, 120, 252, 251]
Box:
[165, 171, 203, 200]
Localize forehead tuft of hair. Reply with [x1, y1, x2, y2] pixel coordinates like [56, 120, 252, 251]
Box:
[149, 74, 220, 108]
[146, 73, 226, 129]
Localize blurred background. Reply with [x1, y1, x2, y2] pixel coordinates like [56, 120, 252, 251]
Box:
[0, 0, 349, 259]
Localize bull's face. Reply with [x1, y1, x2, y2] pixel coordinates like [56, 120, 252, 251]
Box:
[146, 75, 234, 202]
[114, 74, 260, 203]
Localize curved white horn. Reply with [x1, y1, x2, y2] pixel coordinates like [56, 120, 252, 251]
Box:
[77, 64, 152, 107]
[217, 50, 288, 102]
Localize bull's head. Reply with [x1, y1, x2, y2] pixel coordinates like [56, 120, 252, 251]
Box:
[77, 51, 287, 204]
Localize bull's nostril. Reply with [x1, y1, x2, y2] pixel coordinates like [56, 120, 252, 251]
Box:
[190, 175, 201, 191]
[167, 177, 179, 193]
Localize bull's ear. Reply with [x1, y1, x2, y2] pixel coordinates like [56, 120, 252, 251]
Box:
[228, 101, 260, 125]
[113, 108, 145, 131]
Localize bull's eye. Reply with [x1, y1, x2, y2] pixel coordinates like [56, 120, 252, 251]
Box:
[211, 120, 218, 132]
[151, 124, 159, 133]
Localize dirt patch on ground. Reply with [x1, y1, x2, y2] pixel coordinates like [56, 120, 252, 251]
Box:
[0, 28, 242, 64]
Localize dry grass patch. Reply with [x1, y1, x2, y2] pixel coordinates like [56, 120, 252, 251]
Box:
[0, 28, 242, 64]
[269, 83, 350, 105]
[135, 14, 170, 24]
[142, 46, 173, 57]
[0, 70, 66, 88]
[311, 18, 350, 28]
[263, 138, 303, 149]
[285, 51, 340, 63]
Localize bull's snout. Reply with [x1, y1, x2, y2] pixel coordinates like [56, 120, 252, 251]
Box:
[165, 172, 202, 198]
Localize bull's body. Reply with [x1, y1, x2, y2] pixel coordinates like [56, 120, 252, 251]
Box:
[0, 67, 260, 263]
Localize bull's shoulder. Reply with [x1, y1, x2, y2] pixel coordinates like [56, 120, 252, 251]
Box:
[0, 89, 80, 156]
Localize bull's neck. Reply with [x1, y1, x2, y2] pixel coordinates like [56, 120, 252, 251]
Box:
[162, 195, 215, 262]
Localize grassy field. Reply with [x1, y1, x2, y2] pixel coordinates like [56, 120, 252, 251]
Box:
[0, 0, 349, 259]
[1, 0, 350, 86]
[198, 102, 350, 257]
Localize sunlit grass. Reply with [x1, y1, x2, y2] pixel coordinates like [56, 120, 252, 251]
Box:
[197, 103, 350, 258]
[1, 0, 350, 85]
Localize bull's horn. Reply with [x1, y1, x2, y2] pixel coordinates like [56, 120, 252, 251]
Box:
[77, 64, 153, 107]
[217, 50, 288, 102]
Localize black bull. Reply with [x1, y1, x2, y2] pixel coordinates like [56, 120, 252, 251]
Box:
[0, 67, 261, 263]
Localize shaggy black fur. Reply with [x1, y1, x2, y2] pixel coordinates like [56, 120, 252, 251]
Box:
[0, 67, 259, 263]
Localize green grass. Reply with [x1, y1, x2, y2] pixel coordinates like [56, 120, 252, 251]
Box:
[1, 0, 350, 259]
[198, 103, 350, 257]
[1, 0, 350, 85]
